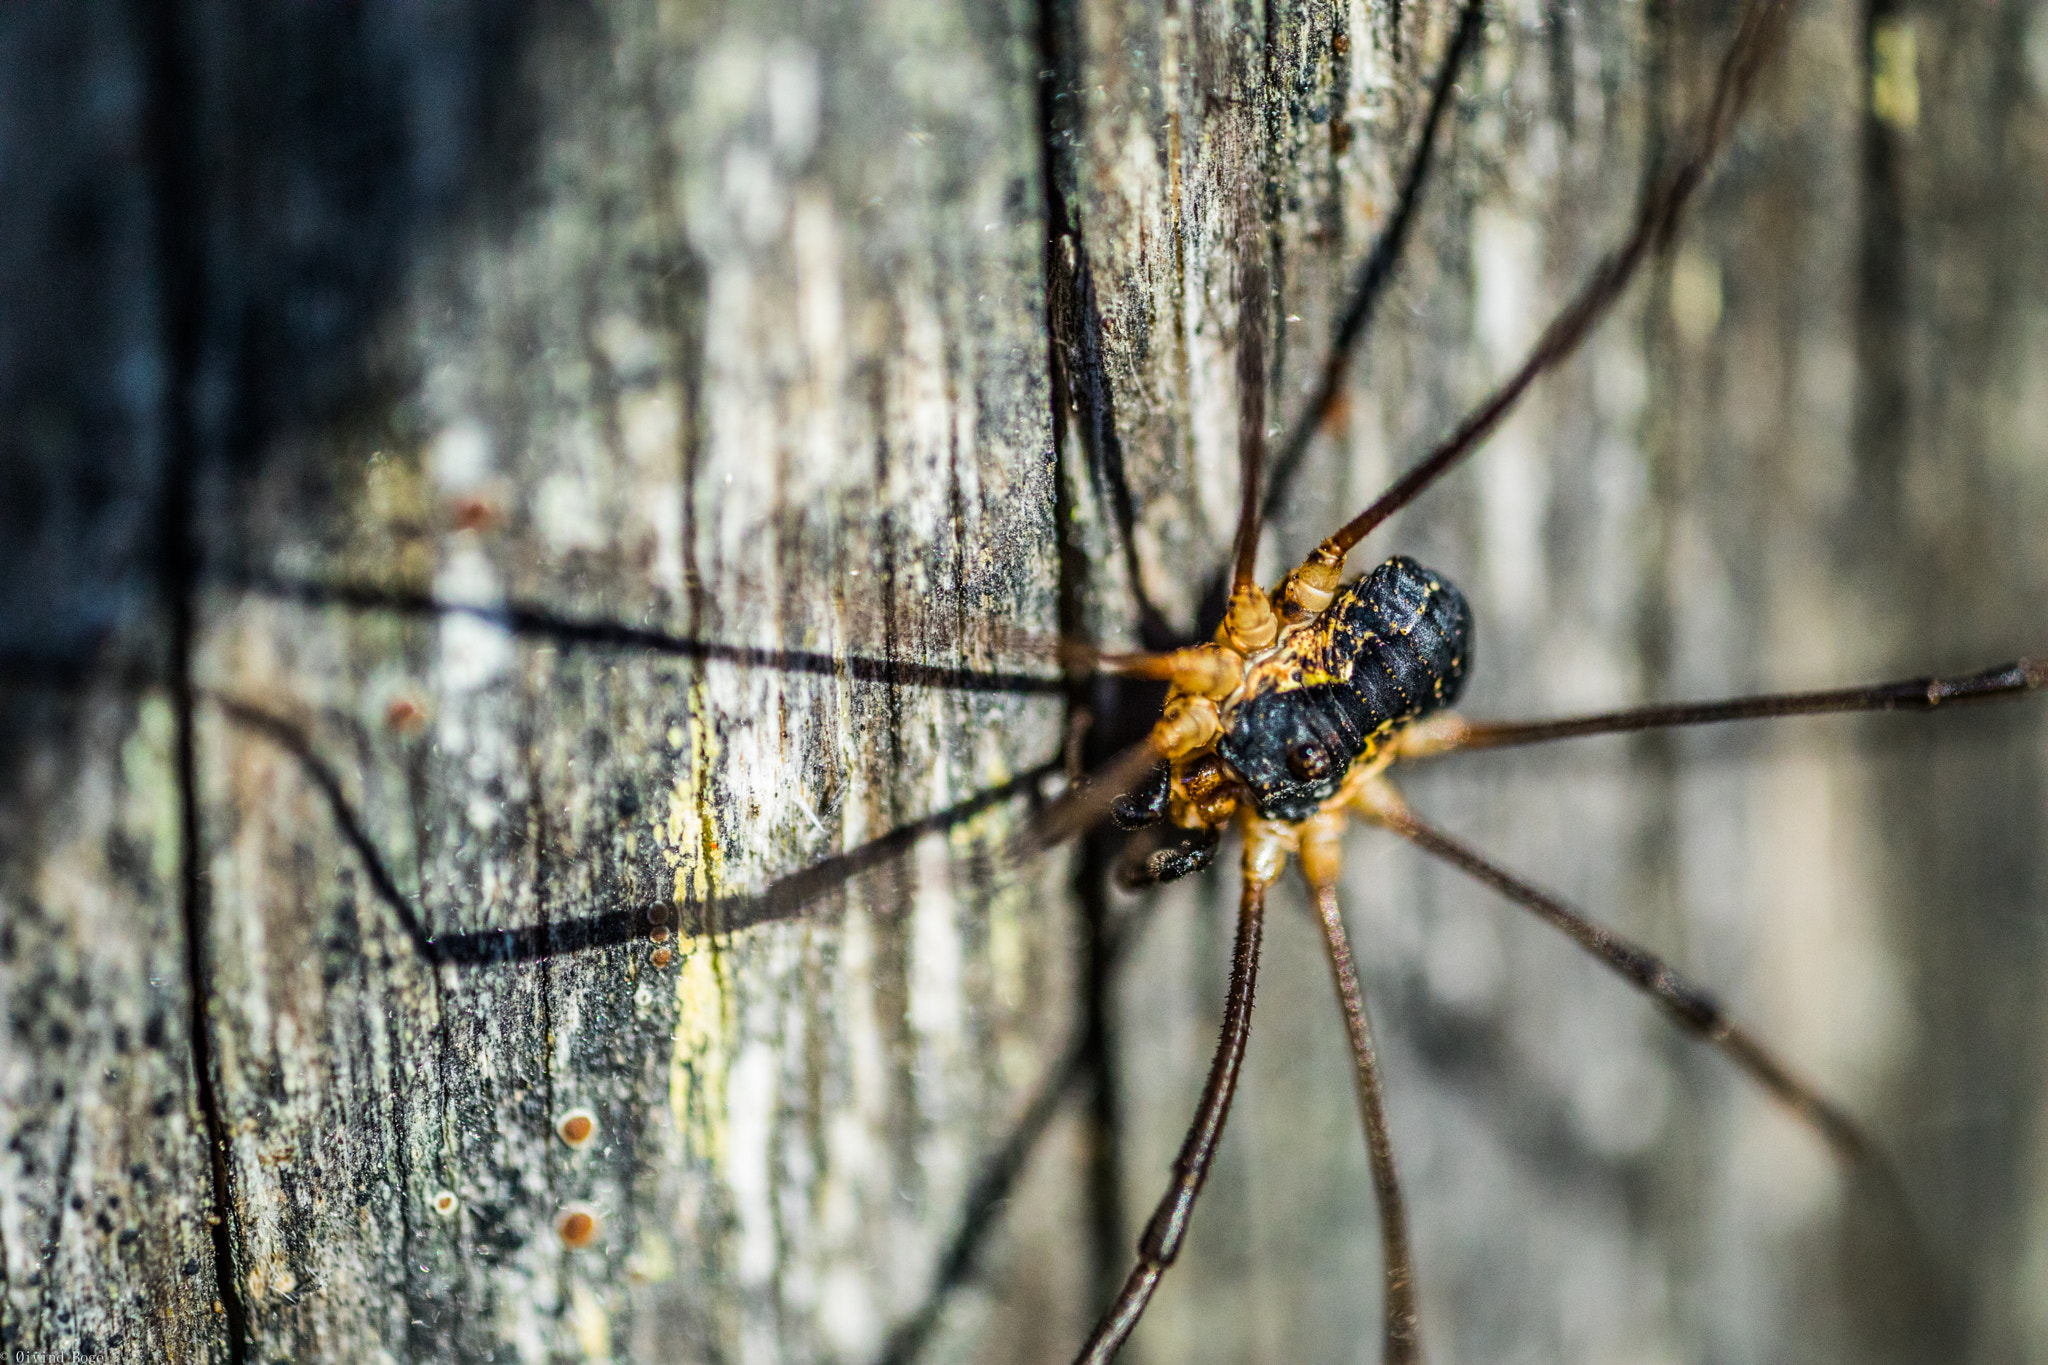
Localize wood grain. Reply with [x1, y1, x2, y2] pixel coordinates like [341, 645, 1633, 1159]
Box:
[5, 2, 2048, 1364]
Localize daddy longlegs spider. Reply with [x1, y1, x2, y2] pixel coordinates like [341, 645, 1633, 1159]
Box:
[996, 0, 2044, 1360]
[15, 0, 2044, 1361]
[967, 3, 2048, 1363]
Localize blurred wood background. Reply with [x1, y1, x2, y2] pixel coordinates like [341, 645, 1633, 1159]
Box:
[4, 1, 2046, 1363]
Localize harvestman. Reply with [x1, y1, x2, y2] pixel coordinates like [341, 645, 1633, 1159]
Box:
[176, 0, 2048, 1359]
[1002, 0, 2048, 1360]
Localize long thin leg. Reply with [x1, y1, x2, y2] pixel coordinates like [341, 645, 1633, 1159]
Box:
[1073, 872, 1271, 1365]
[1319, 0, 1796, 559]
[1046, 638, 1246, 696]
[1364, 790, 1878, 1171]
[1229, 247, 1269, 597]
[1262, 0, 1486, 527]
[1312, 880, 1422, 1365]
[1395, 658, 2048, 758]
[872, 889, 1171, 1365]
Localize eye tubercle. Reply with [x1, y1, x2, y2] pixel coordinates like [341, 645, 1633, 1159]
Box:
[1287, 742, 1331, 779]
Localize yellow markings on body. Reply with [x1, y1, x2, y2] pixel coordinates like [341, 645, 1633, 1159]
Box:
[1353, 716, 1398, 765]
[669, 935, 732, 1169]
[1287, 741, 1401, 828]
[1165, 565, 1458, 841]
[1226, 608, 1368, 709]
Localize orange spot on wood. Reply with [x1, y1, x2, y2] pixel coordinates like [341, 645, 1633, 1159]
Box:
[449, 494, 501, 531]
[557, 1109, 596, 1148]
[384, 696, 429, 734]
[557, 1206, 600, 1249]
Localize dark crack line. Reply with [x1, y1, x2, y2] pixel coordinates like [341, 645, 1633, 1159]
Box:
[1036, 0, 1172, 649]
[141, 0, 250, 1354]
[869, 889, 1165, 1365]
[34, 1112, 82, 1338]
[1038, 0, 1137, 1320]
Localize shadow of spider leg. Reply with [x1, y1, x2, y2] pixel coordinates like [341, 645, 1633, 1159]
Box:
[209, 692, 1077, 968]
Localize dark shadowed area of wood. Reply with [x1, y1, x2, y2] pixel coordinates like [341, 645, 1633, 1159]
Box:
[4, 3, 2047, 1364]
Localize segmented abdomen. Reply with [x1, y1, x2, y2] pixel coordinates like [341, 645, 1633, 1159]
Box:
[1329, 554, 1470, 716]
[1216, 556, 1471, 822]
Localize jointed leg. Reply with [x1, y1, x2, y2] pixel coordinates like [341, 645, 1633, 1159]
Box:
[1218, 240, 1279, 654]
[1392, 658, 2048, 759]
[1308, 0, 1797, 564]
[1072, 859, 1274, 1365]
[1263, 0, 1486, 527]
[1307, 863, 1422, 1364]
[1026, 738, 1177, 854]
[1355, 780, 1879, 1172]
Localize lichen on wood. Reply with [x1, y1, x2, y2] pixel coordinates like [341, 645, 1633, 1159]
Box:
[8, 2, 2048, 1364]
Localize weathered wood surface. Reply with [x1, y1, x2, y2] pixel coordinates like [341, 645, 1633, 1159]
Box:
[5, 2, 2048, 1365]
[6, 2, 1072, 1361]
